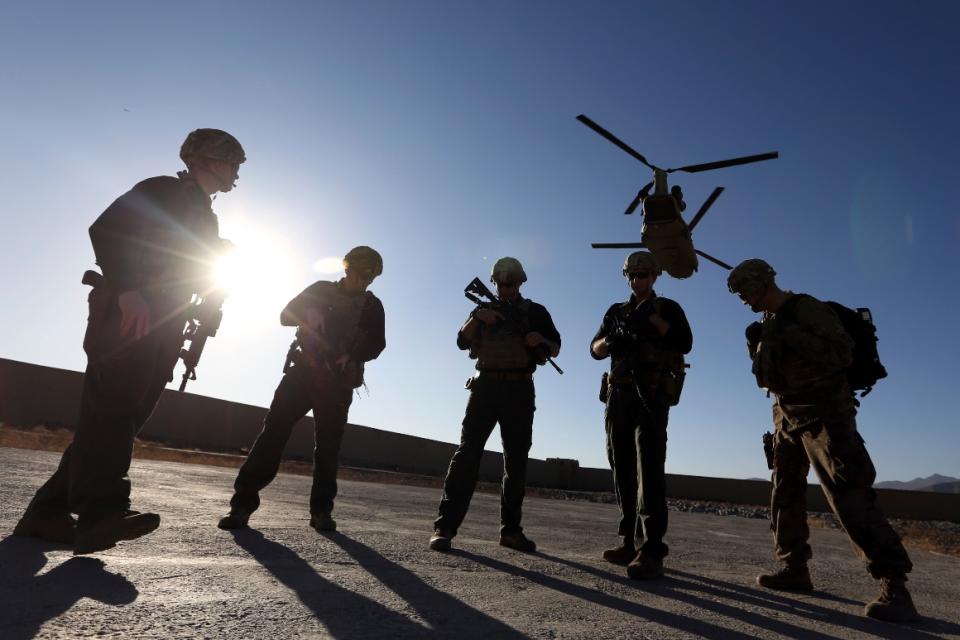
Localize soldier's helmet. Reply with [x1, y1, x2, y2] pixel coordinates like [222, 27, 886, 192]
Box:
[180, 129, 246, 166]
[491, 257, 527, 284]
[343, 246, 383, 277]
[727, 258, 776, 295]
[622, 251, 661, 276]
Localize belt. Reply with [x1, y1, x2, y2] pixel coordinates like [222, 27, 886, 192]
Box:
[608, 375, 637, 385]
[477, 370, 533, 381]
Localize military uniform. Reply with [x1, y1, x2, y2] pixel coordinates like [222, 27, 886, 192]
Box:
[227, 279, 386, 520]
[592, 293, 692, 562]
[22, 172, 223, 526]
[755, 293, 912, 579]
[434, 295, 560, 539]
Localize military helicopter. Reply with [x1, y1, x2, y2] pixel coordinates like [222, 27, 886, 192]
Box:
[577, 114, 778, 278]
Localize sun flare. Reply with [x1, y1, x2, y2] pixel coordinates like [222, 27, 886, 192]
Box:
[211, 222, 302, 333]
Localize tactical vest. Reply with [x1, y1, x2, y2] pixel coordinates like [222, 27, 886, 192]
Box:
[472, 299, 535, 370]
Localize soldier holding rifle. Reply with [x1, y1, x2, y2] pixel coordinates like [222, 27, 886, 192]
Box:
[590, 251, 692, 579]
[218, 246, 386, 533]
[15, 129, 244, 554]
[430, 257, 561, 553]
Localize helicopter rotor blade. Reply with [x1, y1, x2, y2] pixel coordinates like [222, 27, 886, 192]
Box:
[624, 181, 653, 215]
[592, 242, 646, 249]
[576, 115, 658, 170]
[668, 152, 779, 174]
[687, 187, 724, 231]
[694, 249, 734, 270]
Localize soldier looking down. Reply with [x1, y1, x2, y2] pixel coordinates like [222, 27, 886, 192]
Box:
[430, 257, 561, 553]
[728, 258, 918, 623]
[14, 128, 245, 554]
[590, 251, 692, 579]
[218, 246, 386, 533]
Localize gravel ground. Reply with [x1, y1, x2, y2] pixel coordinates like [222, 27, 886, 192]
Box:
[3, 446, 960, 639]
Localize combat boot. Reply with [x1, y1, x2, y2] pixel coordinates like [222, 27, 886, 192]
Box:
[602, 543, 637, 566]
[864, 577, 920, 622]
[499, 530, 537, 553]
[627, 554, 664, 579]
[429, 528, 454, 552]
[756, 564, 814, 591]
[74, 510, 160, 555]
[310, 512, 337, 532]
[217, 510, 250, 530]
[13, 511, 77, 544]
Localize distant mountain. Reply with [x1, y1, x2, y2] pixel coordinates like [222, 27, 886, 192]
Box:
[875, 474, 960, 492]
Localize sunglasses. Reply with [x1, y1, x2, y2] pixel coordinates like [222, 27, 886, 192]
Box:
[627, 271, 651, 280]
[496, 281, 519, 288]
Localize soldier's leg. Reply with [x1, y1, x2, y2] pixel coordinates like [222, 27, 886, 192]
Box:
[605, 386, 640, 546]
[635, 400, 669, 560]
[435, 378, 499, 535]
[498, 380, 535, 533]
[802, 416, 912, 579]
[308, 387, 353, 517]
[69, 329, 173, 523]
[230, 370, 313, 514]
[771, 427, 813, 566]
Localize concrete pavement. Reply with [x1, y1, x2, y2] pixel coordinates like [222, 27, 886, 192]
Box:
[1, 447, 958, 639]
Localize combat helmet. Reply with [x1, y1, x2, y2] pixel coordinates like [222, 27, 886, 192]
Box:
[180, 129, 246, 166]
[727, 258, 776, 295]
[343, 246, 383, 277]
[622, 251, 661, 276]
[491, 257, 527, 284]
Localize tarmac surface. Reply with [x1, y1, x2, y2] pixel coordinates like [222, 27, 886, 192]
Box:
[1, 446, 958, 639]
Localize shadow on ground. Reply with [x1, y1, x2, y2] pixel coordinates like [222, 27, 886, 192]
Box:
[0, 536, 138, 640]
[231, 529, 526, 639]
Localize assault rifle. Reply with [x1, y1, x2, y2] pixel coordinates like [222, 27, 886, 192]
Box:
[178, 287, 228, 391]
[463, 277, 563, 374]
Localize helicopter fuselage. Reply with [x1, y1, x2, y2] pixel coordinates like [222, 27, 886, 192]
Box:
[641, 193, 698, 279]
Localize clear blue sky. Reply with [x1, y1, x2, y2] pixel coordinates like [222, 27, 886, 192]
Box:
[1, 1, 957, 482]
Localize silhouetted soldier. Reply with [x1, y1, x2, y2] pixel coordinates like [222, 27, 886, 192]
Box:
[727, 258, 918, 623]
[430, 257, 561, 553]
[218, 246, 386, 533]
[14, 129, 245, 554]
[589, 251, 692, 579]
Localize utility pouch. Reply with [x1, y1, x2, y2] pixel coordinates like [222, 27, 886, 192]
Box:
[599, 372, 609, 403]
[762, 431, 775, 470]
[659, 355, 688, 407]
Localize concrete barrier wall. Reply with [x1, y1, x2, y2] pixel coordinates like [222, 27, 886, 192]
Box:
[2, 357, 957, 522]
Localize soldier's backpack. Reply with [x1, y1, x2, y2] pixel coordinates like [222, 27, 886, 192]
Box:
[823, 302, 888, 396]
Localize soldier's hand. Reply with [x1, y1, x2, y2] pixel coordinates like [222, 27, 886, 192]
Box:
[474, 308, 502, 325]
[524, 332, 546, 348]
[305, 308, 326, 334]
[118, 291, 151, 340]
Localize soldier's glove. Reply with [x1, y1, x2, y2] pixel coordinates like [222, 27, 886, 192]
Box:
[605, 326, 632, 356]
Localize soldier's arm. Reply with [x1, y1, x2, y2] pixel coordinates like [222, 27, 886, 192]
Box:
[88, 180, 181, 294]
[590, 305, 618, 360]
[457, 311, 481, 350]
[351, 296, 386, 362]
[658, 299, 693, 354]
[280, 281, 328, 327]
[530, 304, 561, 358]
[782, 297, 853, 367]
